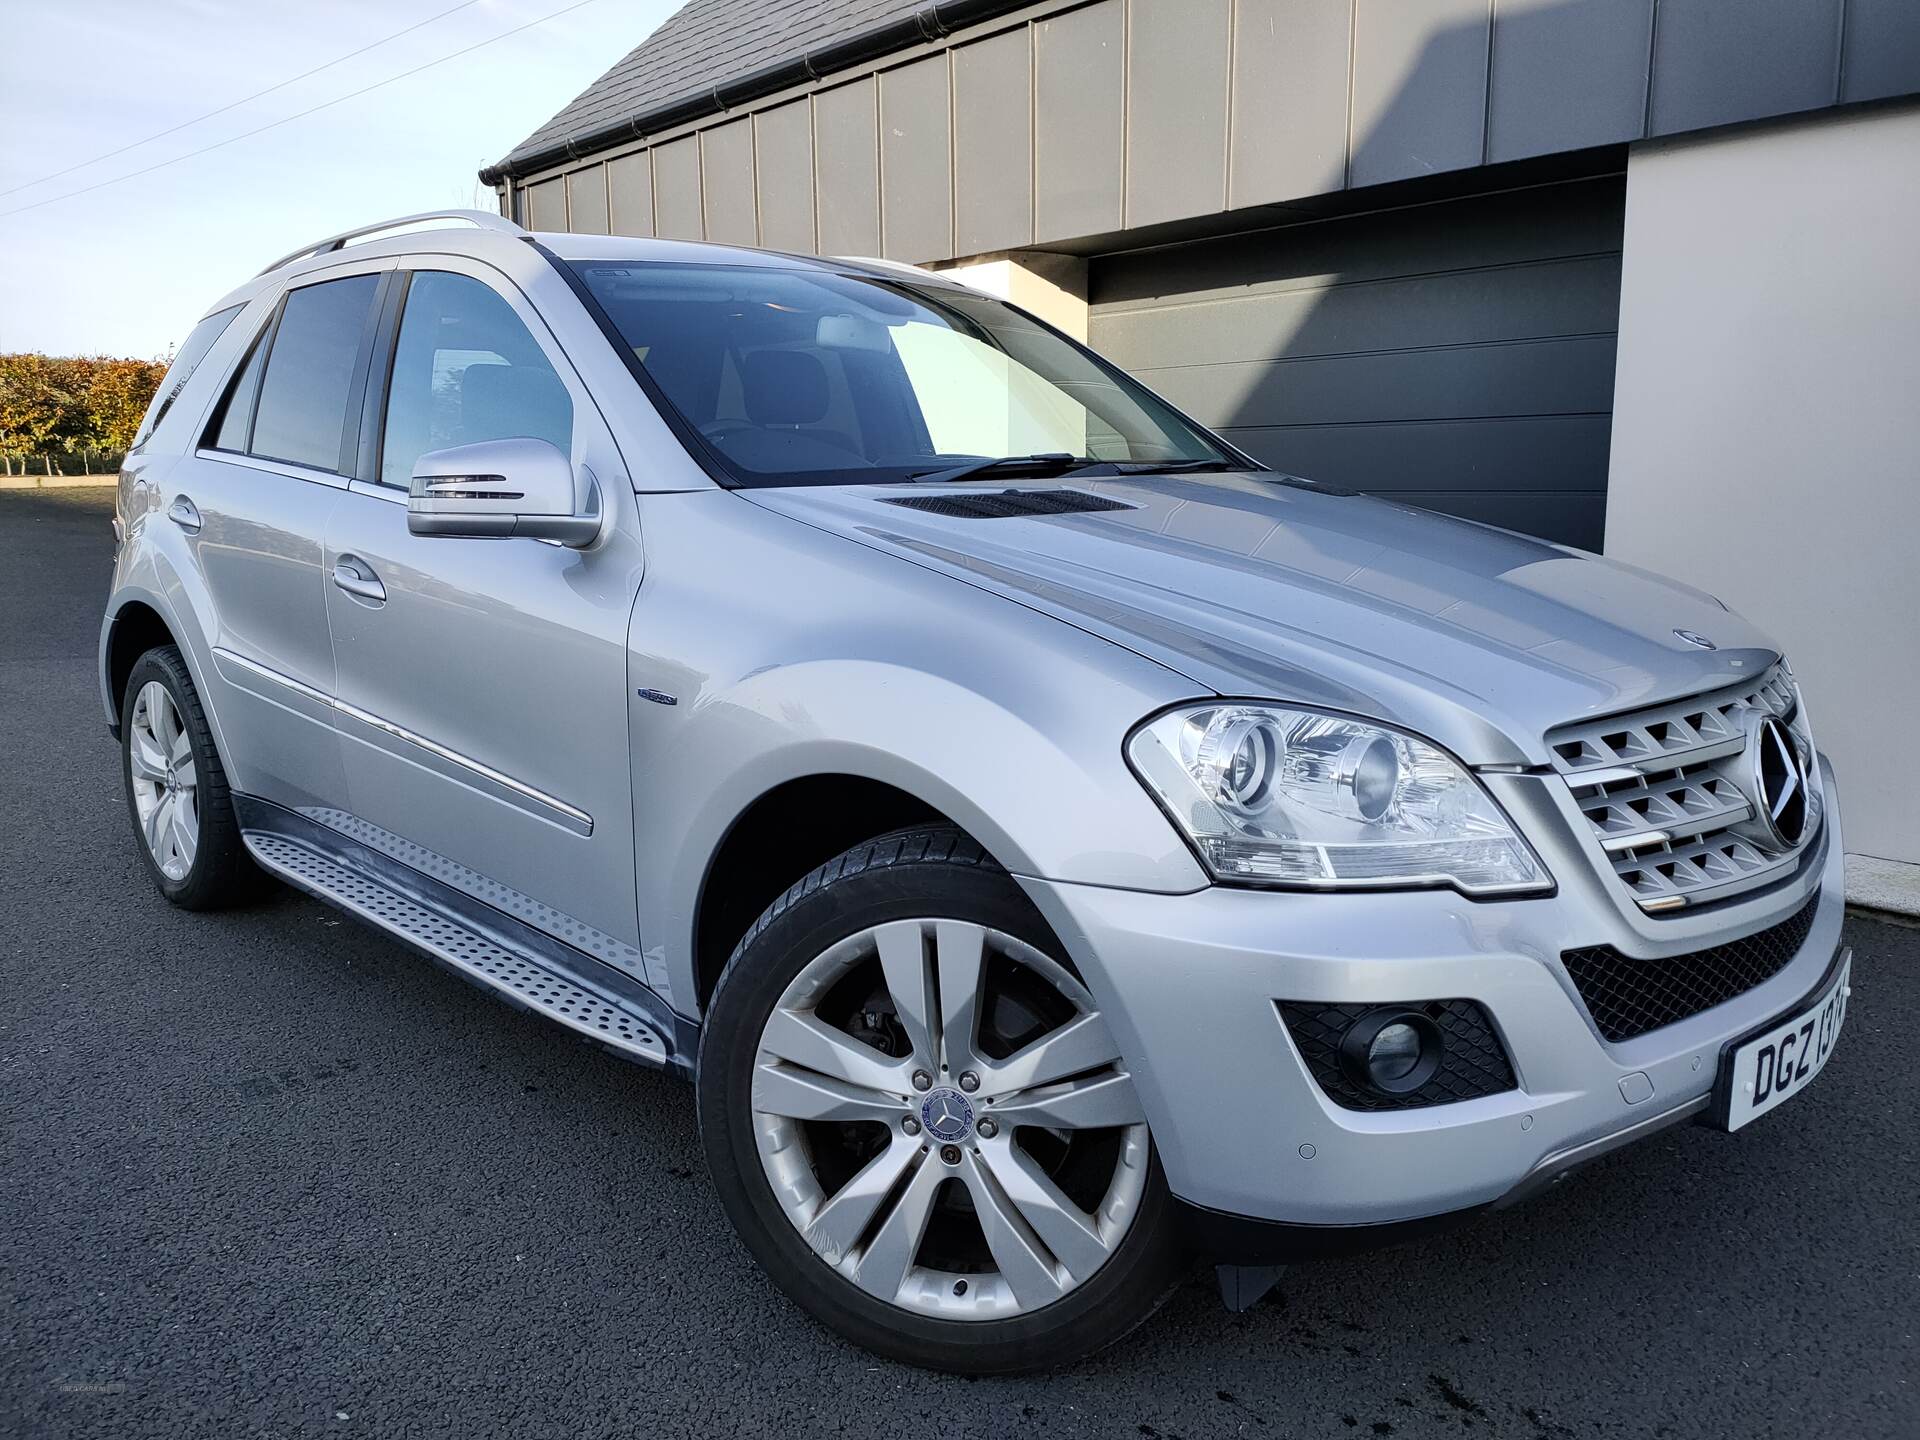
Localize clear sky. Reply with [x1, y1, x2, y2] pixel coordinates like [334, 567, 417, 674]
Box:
[0, 0, 675, 359]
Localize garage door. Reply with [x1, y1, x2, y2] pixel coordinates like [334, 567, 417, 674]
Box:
[1088, 176, 1625, 550]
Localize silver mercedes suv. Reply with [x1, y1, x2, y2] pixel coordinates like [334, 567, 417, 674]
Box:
[102, 210, 1851, 1373]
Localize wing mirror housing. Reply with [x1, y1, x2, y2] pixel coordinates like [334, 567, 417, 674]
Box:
[407, 437, 602, 547]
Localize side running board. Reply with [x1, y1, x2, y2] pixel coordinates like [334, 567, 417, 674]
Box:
[236, 799, 693, 1073]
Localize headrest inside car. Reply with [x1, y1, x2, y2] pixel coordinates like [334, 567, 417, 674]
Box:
[743, 350, 830, 426]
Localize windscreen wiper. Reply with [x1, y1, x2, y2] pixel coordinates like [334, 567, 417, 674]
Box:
[906, 453, 1091, 485]
[1104, 459, 1243, 475]
[907, 454, 1244, 485]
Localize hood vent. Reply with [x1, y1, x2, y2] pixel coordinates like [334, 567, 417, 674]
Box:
[879, 489, 1136, 519]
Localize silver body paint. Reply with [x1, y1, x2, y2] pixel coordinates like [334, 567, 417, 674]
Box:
[103, 226, 1845, 1228]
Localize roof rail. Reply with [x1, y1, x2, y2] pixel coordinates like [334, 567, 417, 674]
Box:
[257, 209, 525, 278]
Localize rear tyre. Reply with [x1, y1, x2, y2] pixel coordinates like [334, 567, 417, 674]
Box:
[120, 646, 258, 910]
[698, 826, 1184, 1373]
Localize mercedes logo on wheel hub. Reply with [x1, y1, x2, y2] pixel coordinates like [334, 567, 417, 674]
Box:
[918, 1087, 976, 1143]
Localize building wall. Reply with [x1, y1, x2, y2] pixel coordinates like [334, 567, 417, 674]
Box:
[1605, 103, 1920, 865]
[1089, 177, 1624, 549]
[502, 0, 1920, 265]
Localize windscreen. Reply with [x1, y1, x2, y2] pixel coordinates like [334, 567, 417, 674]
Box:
[569, 261, 1235, 488]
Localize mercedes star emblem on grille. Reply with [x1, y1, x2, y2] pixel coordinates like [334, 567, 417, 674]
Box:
[1749, 714, 1811, 847]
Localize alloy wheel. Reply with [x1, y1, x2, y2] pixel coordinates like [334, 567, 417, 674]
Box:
[750, 918, 1149, 1319]
[129, 680, 199, 882]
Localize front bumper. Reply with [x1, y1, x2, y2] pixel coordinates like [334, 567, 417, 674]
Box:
[1017, 758, 1846, 1230]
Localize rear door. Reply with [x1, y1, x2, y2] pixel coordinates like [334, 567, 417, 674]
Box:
[320, 258, 650, 983]
[173, 260, 391, 809]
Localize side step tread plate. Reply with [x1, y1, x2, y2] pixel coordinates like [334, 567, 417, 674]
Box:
[244, 829, 671, 1068]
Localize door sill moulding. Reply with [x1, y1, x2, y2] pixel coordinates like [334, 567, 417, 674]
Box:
[235, 797, 694, 1073]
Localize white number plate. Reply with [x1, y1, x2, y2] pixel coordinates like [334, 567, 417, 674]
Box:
[1719, 952, 1850, 1132]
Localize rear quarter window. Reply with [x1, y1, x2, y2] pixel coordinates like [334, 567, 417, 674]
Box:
[132, 305, 242, 449]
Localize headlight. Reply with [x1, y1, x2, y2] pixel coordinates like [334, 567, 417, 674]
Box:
[1126, 704, 1550, 894]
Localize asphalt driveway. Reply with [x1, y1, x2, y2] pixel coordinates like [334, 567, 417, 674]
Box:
[3, 487, 1915, 1439]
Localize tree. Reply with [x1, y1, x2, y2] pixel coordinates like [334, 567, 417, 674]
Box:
[86, 357, 168, 451]
[0, 352, 167, 464]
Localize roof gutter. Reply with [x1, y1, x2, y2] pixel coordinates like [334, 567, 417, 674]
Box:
[480, 0, 1034, 187]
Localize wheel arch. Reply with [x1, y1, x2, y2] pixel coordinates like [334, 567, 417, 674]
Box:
[103, 599, 178, 732]
[100, 586, 232, 784]
[642, 650, 1208, 1019]
[689, 773, 983, 1014]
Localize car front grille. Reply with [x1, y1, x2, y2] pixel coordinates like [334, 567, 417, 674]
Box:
[1561, 891, 1822, 1042]
[1545, 663, 1821, 911]
[1277, 999, 1517, 1111]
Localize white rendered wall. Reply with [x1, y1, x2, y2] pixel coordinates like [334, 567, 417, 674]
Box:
[1606, 104, 1920, 866]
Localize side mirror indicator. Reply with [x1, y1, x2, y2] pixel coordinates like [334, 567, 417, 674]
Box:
[406, 437, 601, 547]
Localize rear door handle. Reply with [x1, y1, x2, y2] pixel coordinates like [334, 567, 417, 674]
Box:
[331, 554, 386, 604]
[167, 496, 202, 533]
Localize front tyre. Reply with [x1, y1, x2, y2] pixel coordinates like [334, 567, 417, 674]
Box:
[121, 646, 257, 910]
[698, 827, 1183, 1373]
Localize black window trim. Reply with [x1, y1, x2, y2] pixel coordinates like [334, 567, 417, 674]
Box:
[355, 269, 413, 486]
[200, 298, 285, 458]
[204, 270, 390, 481]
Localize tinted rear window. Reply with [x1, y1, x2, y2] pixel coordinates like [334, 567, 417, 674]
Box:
[250, 275, 380, 471]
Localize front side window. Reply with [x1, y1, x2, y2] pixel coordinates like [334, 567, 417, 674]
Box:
[569, 261, 1234, 488]
[249, 274, 381, 471]
[133, 305, 241, 449]
[380, 271, 573, 488]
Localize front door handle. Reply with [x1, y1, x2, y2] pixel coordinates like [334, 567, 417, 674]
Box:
[167, 496, 202, 533]
[331, 554, 386, 604]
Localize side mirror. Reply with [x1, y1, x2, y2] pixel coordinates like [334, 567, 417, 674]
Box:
[407, 437, 601, 547]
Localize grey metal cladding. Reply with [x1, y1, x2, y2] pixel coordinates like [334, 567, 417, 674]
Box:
[1487, 0, 1654, 162]
[880, 55, 953, 263]
[701, 119, 759, 246]
[754, 101, 817, 253]
[1088, 178, 1624, 550]
[652, 135, 704, 240]
[1229, 0, 1353, 207]
[567, 166, 610, 235]
[1125, 0, 1229, 229]
[815, 77, 882, 256]
[1034, 1, 1126, 243]
[1350, 0, 1491, 189]
[497, 0, 911, 171]
[1649, 0, 1843, 136]
[1840, 0, 1920, 103]
[506, 0, 1920, 262]
[527, 177, 567, 231]
[953, 28, 1033, 256]
[608, 151, 655, 237]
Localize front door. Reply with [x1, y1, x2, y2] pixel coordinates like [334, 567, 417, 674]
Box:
[320, 262, 650, 983]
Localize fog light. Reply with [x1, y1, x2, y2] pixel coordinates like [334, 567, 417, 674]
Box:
[1368, 1022, 1423, 1084]
[1338, 1008, 1444, 1095]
